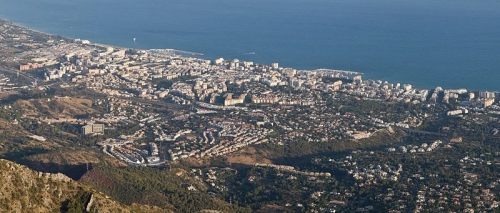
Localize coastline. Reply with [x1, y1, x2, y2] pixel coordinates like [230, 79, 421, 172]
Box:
[0, 18, 131, 51]
[0, 17, 498, 93]
[0, 17, 56, 37]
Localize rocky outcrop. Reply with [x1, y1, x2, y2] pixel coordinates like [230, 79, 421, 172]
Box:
[0, 159, 172, 213]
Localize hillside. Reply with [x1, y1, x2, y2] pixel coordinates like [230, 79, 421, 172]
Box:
[18, 97, 95, 118]
[0, 159, 172, 213]
[18, 147, 127, 180]
[79, 164, 252, 213]
[21, 148, 126, 167]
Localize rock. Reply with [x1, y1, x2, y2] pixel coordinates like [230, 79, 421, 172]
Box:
[50, 173, 71, 183]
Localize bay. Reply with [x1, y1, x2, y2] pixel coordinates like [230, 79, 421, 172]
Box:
[1, 0, 499, 90]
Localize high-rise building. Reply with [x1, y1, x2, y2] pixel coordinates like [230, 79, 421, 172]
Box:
[214, 58, 224, 65]
[271, 63, 279, 69]
[82, 125, 93, 135]
[479, 91, 495, 99]
[82, 124, 105, 135]
[353, 75, 362, 85]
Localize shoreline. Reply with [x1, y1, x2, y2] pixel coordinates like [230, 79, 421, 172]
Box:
[0, 17, 57, 37]
[0, 17, 498, 93]
[0, 17, 130, 51]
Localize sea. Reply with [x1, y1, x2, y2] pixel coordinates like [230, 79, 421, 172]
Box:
[1, 0, 499, 91]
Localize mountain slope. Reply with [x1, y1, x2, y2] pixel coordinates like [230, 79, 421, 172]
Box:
[79, 164, 252, 213]
[0, 159, 172, 213]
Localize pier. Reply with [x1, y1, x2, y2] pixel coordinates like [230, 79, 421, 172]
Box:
[316, 68, 364, 75]
[149, 49, 204, 57]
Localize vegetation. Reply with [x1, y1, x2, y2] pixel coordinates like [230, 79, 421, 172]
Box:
[0, 159, 171, 213]
[262, 130, 404, 160]
[62, 191, 92, 213]
[79, 164, 251, 213]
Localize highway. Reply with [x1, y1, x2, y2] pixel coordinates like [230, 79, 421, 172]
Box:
[0, 66, 37, 82]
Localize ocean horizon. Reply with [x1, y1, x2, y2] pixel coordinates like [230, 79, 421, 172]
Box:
[1, 0, 499, 91]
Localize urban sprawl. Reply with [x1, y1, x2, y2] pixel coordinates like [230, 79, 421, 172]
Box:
[2, 19, 500, 212]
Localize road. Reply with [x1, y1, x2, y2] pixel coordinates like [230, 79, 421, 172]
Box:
[0, 66, 36, 82]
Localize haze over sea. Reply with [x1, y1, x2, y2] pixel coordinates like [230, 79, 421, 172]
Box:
[1, 0, 499, 91]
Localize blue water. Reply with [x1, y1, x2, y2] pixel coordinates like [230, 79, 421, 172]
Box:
[1, 0, 500, 90]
